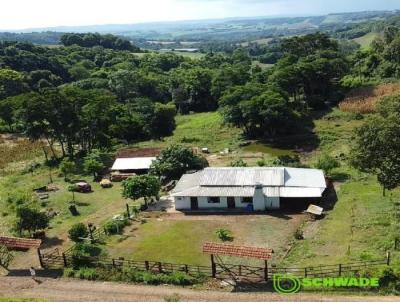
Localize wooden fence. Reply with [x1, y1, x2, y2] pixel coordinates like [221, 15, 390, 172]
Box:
[39, 248, 391, 283]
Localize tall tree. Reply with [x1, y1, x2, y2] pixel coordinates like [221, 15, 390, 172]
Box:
[351, 95, 400, 195]
[122, 175, 161, 206]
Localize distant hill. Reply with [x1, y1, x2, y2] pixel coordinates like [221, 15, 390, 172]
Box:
[1, 10, 400, 46]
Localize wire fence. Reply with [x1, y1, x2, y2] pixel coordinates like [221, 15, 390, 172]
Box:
[39, 248, 391, 282]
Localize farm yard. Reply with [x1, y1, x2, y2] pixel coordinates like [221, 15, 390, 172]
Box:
[1, 102, 399, 276]
[105, 213, 304, 266]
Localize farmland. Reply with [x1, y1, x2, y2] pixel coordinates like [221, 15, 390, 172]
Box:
[2, 105, 399, 272]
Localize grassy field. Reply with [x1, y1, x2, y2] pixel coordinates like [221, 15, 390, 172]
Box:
[106, 213, 304, 266]
[353, 32, 380, 49]
[283, 109, 400, 267]
[135, 112, 242, 153]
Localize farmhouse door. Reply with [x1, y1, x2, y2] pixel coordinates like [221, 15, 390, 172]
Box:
[227, 197, 236, 209]
[190, 197, 199, 210]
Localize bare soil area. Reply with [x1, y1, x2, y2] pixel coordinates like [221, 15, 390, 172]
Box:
[0, 277, 398, 302]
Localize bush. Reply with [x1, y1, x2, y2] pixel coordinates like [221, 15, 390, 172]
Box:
[76, 267, 99, 280]
[230, 158, 247, 167]
[64, 267, 75, 278]
[68, 223, 89, 242]
[315, 154, 340, 175]
[216, 228, 234, 242]
[273, 155, 302, 167]
[378, 268, 400, 295]
[70, 243, 104, 269]
[66, 267, 198, 286]
[104, 219, 130, 235]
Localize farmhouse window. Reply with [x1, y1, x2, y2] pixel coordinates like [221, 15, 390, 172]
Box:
[241, 197, 253, 203]
[208, 197, 220, 203]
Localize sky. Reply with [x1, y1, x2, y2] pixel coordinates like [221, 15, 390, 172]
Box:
[1, 0, 400, 30]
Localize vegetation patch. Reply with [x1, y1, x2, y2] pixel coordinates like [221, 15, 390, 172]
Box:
[63, 266, 205, 286]
[339, 83, 400, 113]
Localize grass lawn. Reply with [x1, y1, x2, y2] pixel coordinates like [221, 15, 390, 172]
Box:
[106, 213, 304, 266]
[135, 112, 242, 153]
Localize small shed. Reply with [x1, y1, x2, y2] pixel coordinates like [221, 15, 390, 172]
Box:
[111, 148, 161, 181]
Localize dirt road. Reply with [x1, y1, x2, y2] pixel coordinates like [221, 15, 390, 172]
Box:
[0, 277, 399, 302]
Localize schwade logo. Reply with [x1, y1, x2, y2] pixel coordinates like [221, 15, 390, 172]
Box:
[273, 274, 380, 294]
[273, 274, 302, 294]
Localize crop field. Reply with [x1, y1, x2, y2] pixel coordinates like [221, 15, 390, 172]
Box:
[339, 82, 400, 113]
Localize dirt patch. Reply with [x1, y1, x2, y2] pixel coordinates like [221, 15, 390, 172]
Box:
[1, 277, 398, 302]
[116, 148, 161, 158]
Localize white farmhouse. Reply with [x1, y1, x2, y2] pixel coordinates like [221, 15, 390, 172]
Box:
[171, 167, 327, 211]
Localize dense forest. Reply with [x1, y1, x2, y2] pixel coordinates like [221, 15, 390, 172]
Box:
[0, 28, 400, 159]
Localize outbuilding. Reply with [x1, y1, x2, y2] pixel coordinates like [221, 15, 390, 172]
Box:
[111, 157, 156, 181]
[171, 167, 327, 211]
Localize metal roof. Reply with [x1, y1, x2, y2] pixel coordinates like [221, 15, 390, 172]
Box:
[279, 187, 325, 198]
[284, 168, 326, 188]
[199, 167, 284, 186]
[172, 167, 326, 198]
[111, 157, 156, 171]
[172, 186, 255, 197]
[172, 172, 201, 193]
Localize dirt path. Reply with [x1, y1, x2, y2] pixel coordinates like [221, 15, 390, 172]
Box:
[0, 277, 398, 302]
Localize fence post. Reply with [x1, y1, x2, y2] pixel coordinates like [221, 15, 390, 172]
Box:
[211, 255, 216, 278]
[37, 249, 44, 268]
[239, 265, 242, 276]
[145, 261, 149, 271]
[158, 262, 162, 273]
[338, 264, 342, 276]
[112, 259, 116, 268]
[62, 253, 67, 267]
[126, 203, 130, 218]
[185, 264, 188, 274]
[304, 267, 307, 277]
[387, 251, 391, 265]
[264, 260, 268, 281]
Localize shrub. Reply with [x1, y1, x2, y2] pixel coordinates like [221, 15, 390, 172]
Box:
[64, 267, 75, 278]
[294, 229, 304, 240]
[76, 267, 99, 280]
[216, 228, 234, 242]
[67, 267, 198, 286]
[315, 154, 340, 175]
[256, 159, 265, 167]
[273, 155, 302, 167]
[70, 243, 104, 269]
[68, 223, 89, 242]
[68, 184, 79, 192]
[230, 158, 247, 167]
[378, 268, 400, 295]
[104, 219, 130, 235]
